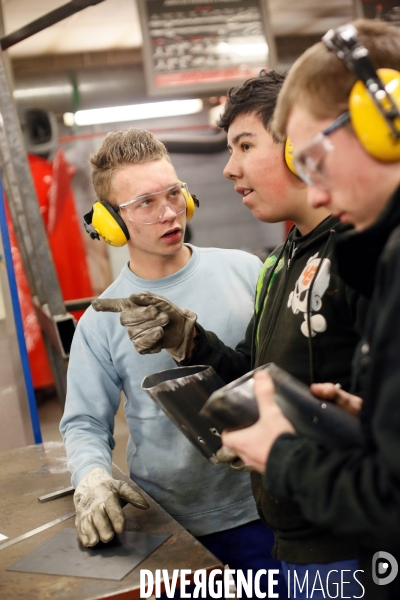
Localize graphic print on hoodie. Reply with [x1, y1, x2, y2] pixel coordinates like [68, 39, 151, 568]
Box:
[252, 216, 363, 387]
[287, 252, 331, 338]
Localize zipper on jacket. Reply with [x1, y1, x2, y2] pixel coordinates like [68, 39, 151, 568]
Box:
[251, 233, 292, 366]
[287, 242, 297, 269]
[256, 228, 336, 378]
[256, 250, 293, 366]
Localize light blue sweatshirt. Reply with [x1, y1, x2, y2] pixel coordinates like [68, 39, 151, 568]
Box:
[60, 244, 262, 536]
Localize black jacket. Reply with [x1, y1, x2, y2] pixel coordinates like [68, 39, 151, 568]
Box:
[265, 187, 400, 599]
[187, 215, 367, 561]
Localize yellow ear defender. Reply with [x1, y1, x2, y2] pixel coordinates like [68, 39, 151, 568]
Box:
[284, 138, 299, 176]
[83, 200, 130, 247]
[349, 69, 400, 161]
[83, 181, 199, 247]
[180, 181, 198, 222]
[323, 24, 400, 162]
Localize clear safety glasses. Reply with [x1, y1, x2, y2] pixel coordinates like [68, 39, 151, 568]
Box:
[117, 182, 188, 225]
[293, 111, 351, 189]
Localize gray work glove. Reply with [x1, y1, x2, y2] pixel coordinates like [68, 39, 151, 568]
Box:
[92, 291, 197, 363]
[215, 445, 255, 472]
[74, 467, 149, 547]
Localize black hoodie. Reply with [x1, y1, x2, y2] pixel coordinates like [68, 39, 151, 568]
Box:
[264, 187, 400, 599]
[187, 215, 368, 562]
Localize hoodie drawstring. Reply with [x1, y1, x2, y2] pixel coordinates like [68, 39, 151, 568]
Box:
[307, 229, 336, 383]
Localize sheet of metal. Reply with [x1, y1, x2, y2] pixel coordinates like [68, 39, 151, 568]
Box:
[7, 528, 171, 580]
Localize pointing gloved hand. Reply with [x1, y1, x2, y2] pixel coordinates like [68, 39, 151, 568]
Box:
[74, 467, 149, 547]
[92, 292, 197, 363]
[215, 445, 255, 472]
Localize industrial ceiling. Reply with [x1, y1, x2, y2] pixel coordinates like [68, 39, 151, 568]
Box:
[2, 0, 354, 58]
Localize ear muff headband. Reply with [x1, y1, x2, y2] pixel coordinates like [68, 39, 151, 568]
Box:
[323, 23, 400, 162]
[284, 138, 299, 176]
[83, 182, 199, 247]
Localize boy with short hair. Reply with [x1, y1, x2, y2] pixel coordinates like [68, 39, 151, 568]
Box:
[60, 128, 280, 597]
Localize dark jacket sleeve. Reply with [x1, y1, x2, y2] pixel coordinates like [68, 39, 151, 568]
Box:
[263, 236, 400, 549]
[183, 315, 254, 383]
[344, 284, 370, 339]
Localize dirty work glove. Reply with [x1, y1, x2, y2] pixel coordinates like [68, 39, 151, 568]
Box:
[92, 291, 197, 363]
[74, 467, 149, 547]
[215, 445, 255, 472]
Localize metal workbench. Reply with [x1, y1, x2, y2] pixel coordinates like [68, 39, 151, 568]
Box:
[0, 442, 221, 600]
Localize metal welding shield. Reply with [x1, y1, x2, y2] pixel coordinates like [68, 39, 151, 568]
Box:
[201, 363, 364, 450]
[141, 365, 224, 463]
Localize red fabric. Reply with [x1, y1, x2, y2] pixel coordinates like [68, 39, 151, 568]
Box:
[6, 151, 93, 389]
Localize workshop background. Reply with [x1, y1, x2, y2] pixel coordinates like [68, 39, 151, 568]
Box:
[0, 0, 376, 467]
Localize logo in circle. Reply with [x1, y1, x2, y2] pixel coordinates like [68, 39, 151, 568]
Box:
[372, 551, 398, 586]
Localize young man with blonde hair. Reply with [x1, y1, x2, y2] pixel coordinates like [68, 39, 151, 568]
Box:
[222, 19, 400, 600]
[60, 128, 282, 598]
